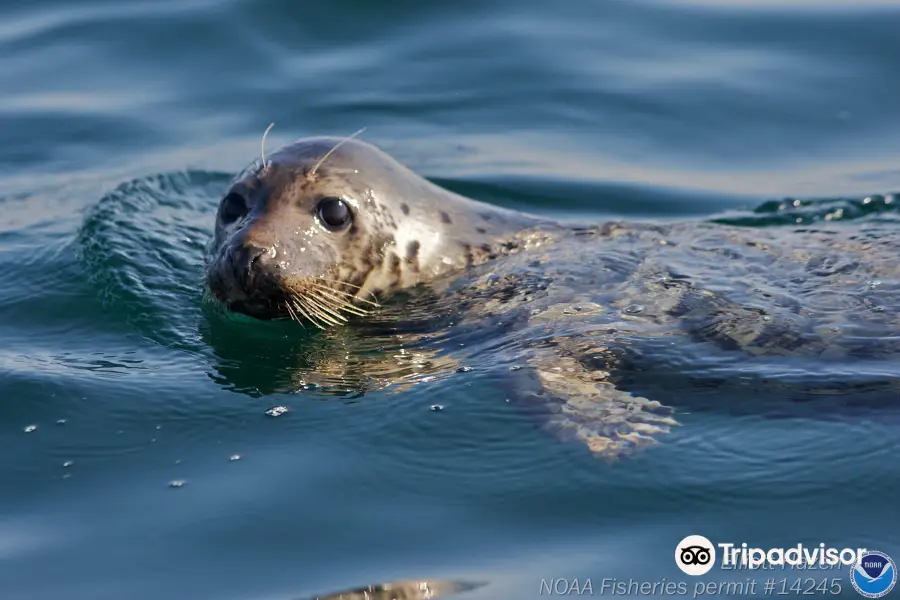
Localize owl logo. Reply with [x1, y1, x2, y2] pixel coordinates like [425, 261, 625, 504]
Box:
[675, 535, 716, 576]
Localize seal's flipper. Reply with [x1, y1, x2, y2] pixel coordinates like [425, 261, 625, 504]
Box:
[516, 346, 678, 459]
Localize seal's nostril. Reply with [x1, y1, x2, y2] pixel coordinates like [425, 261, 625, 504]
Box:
[240, 245, 268, 269]
[225, 243, 271, 289]
[249, 246, 266, 266]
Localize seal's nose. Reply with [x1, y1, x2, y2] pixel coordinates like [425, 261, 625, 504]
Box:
[229, 243, 272, 289]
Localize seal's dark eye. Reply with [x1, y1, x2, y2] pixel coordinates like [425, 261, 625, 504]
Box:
[220, 192, 248, 225]
[317, 197, 352, 230]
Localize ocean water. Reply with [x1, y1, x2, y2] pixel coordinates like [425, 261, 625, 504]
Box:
[1, 1, 899, 599]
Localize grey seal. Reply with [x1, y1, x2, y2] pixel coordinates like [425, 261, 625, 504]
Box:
[205, 136, 900, 458]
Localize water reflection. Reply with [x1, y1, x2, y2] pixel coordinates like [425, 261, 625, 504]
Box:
[199, 286, 468, 398]
[307, 579, 485, 600]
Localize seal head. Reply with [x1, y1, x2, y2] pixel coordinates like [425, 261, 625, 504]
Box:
[205, 137, 542, 324]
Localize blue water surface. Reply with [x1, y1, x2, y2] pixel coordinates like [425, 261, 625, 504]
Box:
[1, 1, 899, 599]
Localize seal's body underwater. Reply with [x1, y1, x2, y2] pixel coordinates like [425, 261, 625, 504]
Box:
[206, 137, 900, 457]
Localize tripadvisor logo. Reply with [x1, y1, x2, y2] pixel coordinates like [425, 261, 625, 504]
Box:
[675, 536, 868, 575]
[676, 535, 716, 576]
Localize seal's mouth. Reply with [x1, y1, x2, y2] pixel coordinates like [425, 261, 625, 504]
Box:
[204, 251, 291, 320]
[204, 235, 381, 327]
[225, 298, 287, 321]
[205, 278, 287, 321]
[206, 261, 379, 328]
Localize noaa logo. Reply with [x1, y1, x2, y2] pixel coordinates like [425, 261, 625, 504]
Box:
[675, 535, 716, 576]
[851, 551, 896, 598]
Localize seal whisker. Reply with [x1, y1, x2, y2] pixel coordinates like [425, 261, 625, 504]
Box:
[297, 294, 343, 327]
[312, 276, 364, 290]
[291, 297, 326, 330]
[290, 275, 379, 305]
[308, 127, 367, 179]
[325, 300, 371, 318]
[282, 279, 358, 322]
[313, 277, 380, 305]
[283, 300, 307, 331]
[260, 122, 275, 172]
[283, 300, 296, 321]
[307, 282, 379, 309]
[302, 280, 361, 298]
[310, 289, 370, 318]
[304, 293, 349, 324]
[309, 289, 365, 314]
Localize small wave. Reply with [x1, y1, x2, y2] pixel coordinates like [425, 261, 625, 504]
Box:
[76, 170, 230, 352]
[711, 192, 898, 227]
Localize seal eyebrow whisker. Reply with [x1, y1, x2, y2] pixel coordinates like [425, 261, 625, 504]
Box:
[260, 122, 275, 172]
[308, 127, 367, 179]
